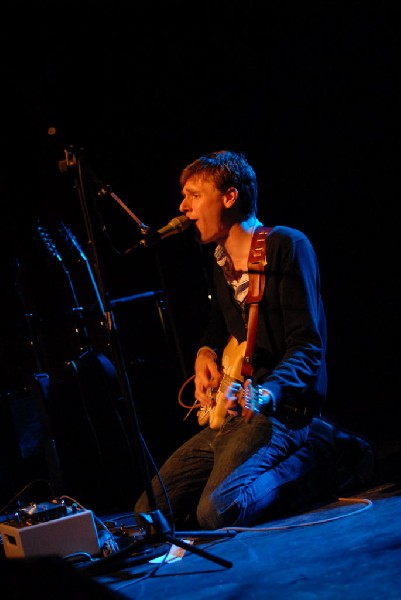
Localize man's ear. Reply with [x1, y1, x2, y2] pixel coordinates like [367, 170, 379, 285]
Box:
[223, 187, 238, 208]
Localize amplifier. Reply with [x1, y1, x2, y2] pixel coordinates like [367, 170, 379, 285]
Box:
[0, 506, 100, 559]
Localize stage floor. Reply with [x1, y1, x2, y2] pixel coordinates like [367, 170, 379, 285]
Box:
[2, 441, 401, 599]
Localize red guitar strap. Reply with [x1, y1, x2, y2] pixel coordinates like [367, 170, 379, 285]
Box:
[241, 226, 272, 379]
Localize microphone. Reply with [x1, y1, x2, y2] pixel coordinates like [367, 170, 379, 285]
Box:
[155, 215, 192, 241]
[125, 215, 192, 254]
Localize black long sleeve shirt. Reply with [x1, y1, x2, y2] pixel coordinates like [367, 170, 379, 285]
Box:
[199, 225, 327, 416]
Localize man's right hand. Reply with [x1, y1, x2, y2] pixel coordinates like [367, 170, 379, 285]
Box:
[194, 347, 221, 406]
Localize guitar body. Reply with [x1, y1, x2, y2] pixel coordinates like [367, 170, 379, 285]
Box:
[197, 336, 246, 429]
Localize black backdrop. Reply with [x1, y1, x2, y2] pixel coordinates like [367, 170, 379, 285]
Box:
[0, 1, 399, 513]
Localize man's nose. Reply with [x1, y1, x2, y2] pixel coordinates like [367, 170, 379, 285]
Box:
[179, 198, 189, 212]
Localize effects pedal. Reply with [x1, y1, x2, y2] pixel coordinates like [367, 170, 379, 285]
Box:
[0, 502, 100, 559]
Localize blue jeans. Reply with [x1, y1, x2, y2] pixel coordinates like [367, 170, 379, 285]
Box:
[135, 413, 319, 530]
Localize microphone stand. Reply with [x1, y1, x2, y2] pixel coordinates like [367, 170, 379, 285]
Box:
[58, 147, 233, 573]
[97, 185, 190, 379]
[97, 184, 154, 239]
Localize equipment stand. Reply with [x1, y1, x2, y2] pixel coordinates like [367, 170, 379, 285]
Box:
[59, 147, 233, 572]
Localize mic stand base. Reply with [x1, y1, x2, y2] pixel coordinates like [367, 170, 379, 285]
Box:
[77, 509, 233, 575]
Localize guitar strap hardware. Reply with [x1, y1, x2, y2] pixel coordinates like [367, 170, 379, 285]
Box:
[241, 226, 272, 379]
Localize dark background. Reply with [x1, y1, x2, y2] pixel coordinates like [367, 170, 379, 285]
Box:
[0, 1, 399, 514]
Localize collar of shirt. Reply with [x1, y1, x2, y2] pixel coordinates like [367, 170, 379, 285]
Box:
[214, 245, 249, 304]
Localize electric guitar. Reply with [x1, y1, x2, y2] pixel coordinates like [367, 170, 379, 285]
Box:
[197, 336, 265, 429]
[36, 222, 137, 508]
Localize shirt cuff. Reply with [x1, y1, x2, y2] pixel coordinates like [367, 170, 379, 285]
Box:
[257, 387, 276, 413]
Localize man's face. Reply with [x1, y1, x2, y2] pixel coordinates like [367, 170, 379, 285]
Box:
[179, 175, 232, 244]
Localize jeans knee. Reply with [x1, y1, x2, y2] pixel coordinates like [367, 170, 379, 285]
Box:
[197, 492, 240, 530]
[196, 495, 217, 529]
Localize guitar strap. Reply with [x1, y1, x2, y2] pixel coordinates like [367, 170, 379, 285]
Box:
[241, 226, 272, 379]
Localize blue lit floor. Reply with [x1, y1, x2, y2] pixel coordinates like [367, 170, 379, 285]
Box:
[1, 444, 401, 599]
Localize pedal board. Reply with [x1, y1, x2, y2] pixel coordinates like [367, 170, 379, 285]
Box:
[0, 503, 100, 559]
